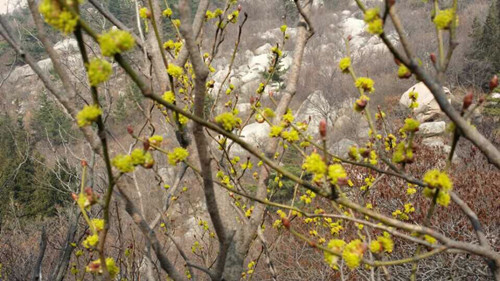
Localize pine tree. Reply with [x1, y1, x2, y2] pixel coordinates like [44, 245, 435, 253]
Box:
[465, 0, 500, 89]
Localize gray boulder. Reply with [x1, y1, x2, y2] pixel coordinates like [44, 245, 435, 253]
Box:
[417, 121, 446, 137]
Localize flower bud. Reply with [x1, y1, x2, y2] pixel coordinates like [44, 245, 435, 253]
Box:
[84, 187, 93, 197]
[250, 96, 256, 104]
[355, 98, 368, 112]
[347, 35, 352, 41]
[71, 193, 78, 201]
[319, 120, 327, 138]
[463, 92, 473, 110]
[143, 140, 150, 151]
[479, 95, 486, 104]
[127, 125, 134, 135]
[282, 217, 290, 229]
[81, 160, 87, 167]
[238, 4, 242, 11]
[430, 53, 437, 64]
[490, 75, 498, 91]
[394, 58, 401, 66]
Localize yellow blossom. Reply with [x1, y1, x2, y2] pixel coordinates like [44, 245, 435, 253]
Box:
[77, 105, 102, 127]
[168, 147, 189, 165]
[167, 63, 184, 78]
[302, 153, 327, 182]
[87, 58, 112, 86]
[98, 29, 135, 57]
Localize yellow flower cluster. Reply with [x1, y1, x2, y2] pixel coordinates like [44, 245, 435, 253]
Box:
[369, 232, 394, 254]
[433, 9, 456, 30]
[355, 77, 375, 93]
[342, 239, 365, 269]
[98, 29, 135, 57]
[281, 129, 299, 142]
[423, 169, 453, 190]
[149, 135, 163, 146]
[39, 0, 80, 34]
[163, 7, 173, 17]
[282, 109, 295, 124]
[328, 164, 347, 185]
[111, 154, 134, 173]
[167, 63, 184, 78]
[90, 218, 105, 232]
[215, 112, 242, 131]
[423, 169, 453, 206]
[408, 91, 419, 109]
[227, 10, 239, 23]
[392, 142, 413, 164]
[339, 57, 351, 73]
[302, 152, 327, 182]
[76, 105, 102, 127]
[364, 8, 383, 35]
[397, 64, 411, 79]
[402, 118, 420, 132]
[168, 147, 189, 166]
[162, 91, 176, 103]
[87, 58, 112, 86]
[82, 234, 99, 248]
[324, 239, 346, 269]
[139, 7, 150, 19]
[205, 8, 223, 20]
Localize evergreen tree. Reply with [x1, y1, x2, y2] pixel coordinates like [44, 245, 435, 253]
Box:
[31, 93, 74, 145]
[464, 0, 500, 89]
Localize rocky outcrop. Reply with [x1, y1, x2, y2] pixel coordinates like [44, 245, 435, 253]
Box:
[400, 82, 452, 122]
[417, 121, 446, 137]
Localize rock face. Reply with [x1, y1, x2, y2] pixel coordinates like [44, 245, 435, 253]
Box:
[417, 121, 446, 137]
[53, 38, 79, 54]
[331, 138, 357, 158]
[400, 82, 452, 122]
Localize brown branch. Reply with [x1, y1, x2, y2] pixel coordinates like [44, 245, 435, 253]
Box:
[178, 1, 229, 280]
[174, 0, 209, 66]
[116, 185, 186, 281]
[31, 227, 47, 281]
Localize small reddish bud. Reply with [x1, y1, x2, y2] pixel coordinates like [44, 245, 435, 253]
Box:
[143, 140, 150, 151]
[84, 187, 93, 197]
[237, 4, 242, 11]
[490, 75, 498, 91]
[81, 160, 87, 167]
[347, 35, 352, 41]
[430, 53, 437, 64]
[394, 58, 401, 66]
[361, 149, 370, 158]
[127, 125, 134, 135]
[282, 217, 290, 229]
[269, 91, 274, 97]
[463, 92, 473, 110]
[356, 99, 367, 110]
[319, 120, 327, 138]
[308, 241, 317, 248]
[337, 177, 348, 186]
[250, 96, 256, 104]
[479, 95, 486, 104]
[71, 193, 78, 201]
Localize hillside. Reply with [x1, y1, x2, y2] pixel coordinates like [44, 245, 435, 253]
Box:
[0, 0, 499, 280]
